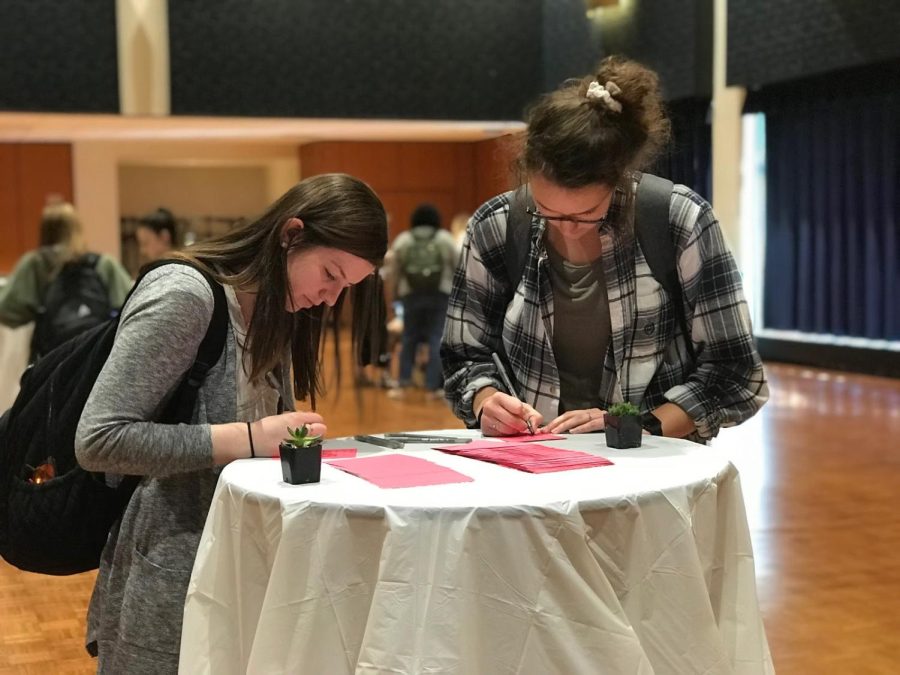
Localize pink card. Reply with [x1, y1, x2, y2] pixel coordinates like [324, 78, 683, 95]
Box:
[322, 448, 358, 459]
[326, 454, 473, 488]
[502, 432, 566, 443]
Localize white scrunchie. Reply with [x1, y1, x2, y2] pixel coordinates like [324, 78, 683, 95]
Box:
[585, 80, 623, 113]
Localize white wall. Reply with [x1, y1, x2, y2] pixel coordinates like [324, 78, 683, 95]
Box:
[119, 165, 269, 221]
[72, 140, 300, 257]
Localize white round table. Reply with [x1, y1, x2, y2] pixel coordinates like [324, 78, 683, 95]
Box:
[180, 431, 773, 674]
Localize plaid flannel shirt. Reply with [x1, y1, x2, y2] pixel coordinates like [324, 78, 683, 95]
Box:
[440, 183, 768, 441]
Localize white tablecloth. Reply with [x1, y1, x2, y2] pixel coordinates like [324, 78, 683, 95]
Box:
[181, 432, 773, 674]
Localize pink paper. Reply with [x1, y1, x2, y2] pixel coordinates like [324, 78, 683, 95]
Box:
[502, 432, 566, 442]
[322, 448, 358, 459]
[326, 454, 473, 488]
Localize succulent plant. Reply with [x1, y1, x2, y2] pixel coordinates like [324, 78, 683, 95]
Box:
[607, 401, 641, 417]
[283, 424, 323, 449]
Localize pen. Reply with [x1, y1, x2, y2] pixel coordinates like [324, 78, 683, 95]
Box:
[353, 434, 404, 449]
[490, 352, 535, 434]
[383, 433, 473, 444]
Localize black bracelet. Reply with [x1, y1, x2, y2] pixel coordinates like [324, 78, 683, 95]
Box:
[246, 422, 256, 458]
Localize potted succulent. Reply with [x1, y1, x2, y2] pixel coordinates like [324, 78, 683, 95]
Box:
[279, 424, 323, 485]
[604, 402, 643, 449]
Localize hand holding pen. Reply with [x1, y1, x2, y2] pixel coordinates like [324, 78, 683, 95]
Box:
[481, 353, 542, 436]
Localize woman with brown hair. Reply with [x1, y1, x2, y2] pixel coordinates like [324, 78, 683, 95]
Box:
[442, 57, 768, 441]
[73, 173, 388, 673]
[135, 206, 179, 262]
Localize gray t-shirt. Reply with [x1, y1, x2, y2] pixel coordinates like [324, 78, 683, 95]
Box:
[546, 244, 611, 413]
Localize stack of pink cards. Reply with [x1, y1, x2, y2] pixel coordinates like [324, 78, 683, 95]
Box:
[326, 454, 473, 488]
[435, 439, 612, 474]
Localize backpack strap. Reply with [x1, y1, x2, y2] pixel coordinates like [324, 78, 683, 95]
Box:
[503, 186, 534, 293]
[634, 173, 696, 363]
[134, 260, 229, 423]
[170, 271, 228, 419]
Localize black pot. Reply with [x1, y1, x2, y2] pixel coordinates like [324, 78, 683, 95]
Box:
[603, 414, 643, 448]
[279, 442, 322, 485]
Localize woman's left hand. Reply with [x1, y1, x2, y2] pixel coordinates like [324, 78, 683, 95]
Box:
[542, 408, 605, 434]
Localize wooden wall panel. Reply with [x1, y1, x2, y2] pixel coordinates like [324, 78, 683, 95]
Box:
[298, 138, 518, 245]
[0, 146, 20, 274]
[397, 143, 457, 191]
[16, 144, 74, 252]
[452, 144, 476, 218]
[345, 142, 402, 191]
[473, 136, 518, 207]
[0, 143, 73, 275]
[299, 142, 403, 194]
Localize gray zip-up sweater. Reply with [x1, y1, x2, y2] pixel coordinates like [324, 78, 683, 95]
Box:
[75, 265, 292, 674]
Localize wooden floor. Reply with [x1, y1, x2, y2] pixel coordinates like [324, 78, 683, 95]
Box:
[1, 361, 898, 673]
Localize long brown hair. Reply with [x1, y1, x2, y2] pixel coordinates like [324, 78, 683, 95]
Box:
[168, 173, 388, 406]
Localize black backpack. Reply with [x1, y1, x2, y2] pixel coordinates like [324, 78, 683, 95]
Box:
[31, 252, 113, 360]
[401, 227, 444, 293]
[504, 173, 696, 364]
[0, 260, 227, 575]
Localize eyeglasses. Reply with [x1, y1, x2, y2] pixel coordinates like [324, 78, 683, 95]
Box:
[524, 206, 608, 228]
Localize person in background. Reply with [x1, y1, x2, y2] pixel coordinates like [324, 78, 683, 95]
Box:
[0, 201, 132, 359]
[441, 56, 768, 440]
[385, 203, 458, 397]
[136, 207, 178, 262]
[74, 173, 388, 673]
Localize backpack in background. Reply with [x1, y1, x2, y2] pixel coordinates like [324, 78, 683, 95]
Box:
[32, 253, 113, 360]
[401, 228, 444, 293]
[0, 260, 227, 575]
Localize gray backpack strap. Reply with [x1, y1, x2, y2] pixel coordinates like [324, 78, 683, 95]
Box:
[635, 173, 696, 363]
[503, 186, 534, 292]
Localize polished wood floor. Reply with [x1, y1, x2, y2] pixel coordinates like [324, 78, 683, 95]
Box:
[1, 361, 898, 673]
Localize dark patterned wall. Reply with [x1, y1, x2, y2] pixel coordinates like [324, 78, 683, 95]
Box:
[590, 0, 713, 101]
[728, 0, 900, 88]
[169, 0, 548, 120]
[0, 1, 119, 113]
[542, 0, 603, 92]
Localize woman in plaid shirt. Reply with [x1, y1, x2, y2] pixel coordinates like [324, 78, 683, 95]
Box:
[441, 57, 768, 442]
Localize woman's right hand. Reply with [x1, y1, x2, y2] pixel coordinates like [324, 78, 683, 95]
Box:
[251, 411, 326, 457]
[479, 391, 542, 437]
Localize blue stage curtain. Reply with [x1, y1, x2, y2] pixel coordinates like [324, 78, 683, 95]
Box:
[654, 97, 712, 201]
[748, 62, 899, 341]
